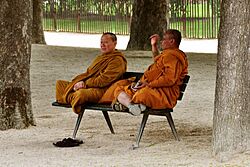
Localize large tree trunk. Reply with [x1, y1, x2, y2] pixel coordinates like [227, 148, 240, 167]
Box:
[212, 0, 250, 162]
[0, 0, 35, 130]
[32, 0, 46, 44]
[127, 0, 167, 50]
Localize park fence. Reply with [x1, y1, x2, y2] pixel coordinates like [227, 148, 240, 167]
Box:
[43, 0, 221, 39]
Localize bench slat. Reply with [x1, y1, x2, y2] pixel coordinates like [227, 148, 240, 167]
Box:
[52, 101, 174, 114]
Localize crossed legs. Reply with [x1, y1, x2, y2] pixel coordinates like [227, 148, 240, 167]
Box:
[116, 91, 146, 116]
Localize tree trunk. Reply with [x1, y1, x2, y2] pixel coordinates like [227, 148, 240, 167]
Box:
[166, 0, 170, 29]
[127, 0, 167, 50]
[32, 0, 46, 44]
[212, 0, 250, 162]
[0, 0, 35, 130]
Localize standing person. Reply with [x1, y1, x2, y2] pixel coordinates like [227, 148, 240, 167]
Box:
[56, 32, 127, 114]
[112, 29, 188, 116]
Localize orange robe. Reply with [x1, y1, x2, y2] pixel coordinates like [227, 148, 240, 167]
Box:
[56, 50, 127, 113]
[114, 48, 188, 109]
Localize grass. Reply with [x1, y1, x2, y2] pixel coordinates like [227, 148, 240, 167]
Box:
[169, 18, 220, 38]
[43, 19, 130, 35]
[43, 18, 219, 38]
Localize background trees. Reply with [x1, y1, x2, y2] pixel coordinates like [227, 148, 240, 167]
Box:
[127, 0, 167, 50]
[33, 0, 46, 44]
[212, 0, 250, 162]
[0, 0, 35, 129]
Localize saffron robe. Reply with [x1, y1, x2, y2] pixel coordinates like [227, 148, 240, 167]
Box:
[114, 48, 188, 109]
[56, 50, 127, 113]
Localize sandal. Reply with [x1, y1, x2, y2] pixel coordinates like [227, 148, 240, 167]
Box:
[53, 137, 83, 147]
[111, 100, 128, 112]
[127, 103, 146, 116]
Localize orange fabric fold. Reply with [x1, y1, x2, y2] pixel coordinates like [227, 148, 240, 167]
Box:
[56, 50, 127, 113]
[114, 48, 188, 109]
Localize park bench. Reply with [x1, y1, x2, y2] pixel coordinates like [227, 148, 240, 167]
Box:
[52, 72, 190, 149]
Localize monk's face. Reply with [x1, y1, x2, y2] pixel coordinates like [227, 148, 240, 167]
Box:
[161, 34, 175, 50]
[100, 34, 117, 54]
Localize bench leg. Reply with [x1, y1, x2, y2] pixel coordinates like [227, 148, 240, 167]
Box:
[72, 109, 85, 139]
[165, 112, 180, 141]
[132, 112, 149, 149]
[102, 110, 115, 134]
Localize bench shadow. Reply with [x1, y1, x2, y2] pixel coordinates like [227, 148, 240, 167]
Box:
[136, 121, 212, 144]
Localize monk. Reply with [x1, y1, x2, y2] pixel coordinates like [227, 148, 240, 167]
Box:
[56, 32, 127, 114]
[112, 29, 188, 116]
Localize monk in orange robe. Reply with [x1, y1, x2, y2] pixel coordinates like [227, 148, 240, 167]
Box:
[56, 32, 127, 114]
[113, 29, 188, 116]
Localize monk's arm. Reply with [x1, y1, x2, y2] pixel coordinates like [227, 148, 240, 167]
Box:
[148, 55, 183, 88]
[150, 34, 160, 58]
[85, 57, 126, 88]
[152, 44, 160, 58]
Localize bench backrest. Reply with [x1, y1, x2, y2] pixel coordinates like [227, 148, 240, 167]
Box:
[122, 72, 190, 101]
[178, 75, 190, 100]
[122, 71, 143, 82]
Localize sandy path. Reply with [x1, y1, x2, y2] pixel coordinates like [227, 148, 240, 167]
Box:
[0, 44, 249, 167]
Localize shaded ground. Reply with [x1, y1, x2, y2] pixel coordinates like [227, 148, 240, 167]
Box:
[0, 44, 249, 167]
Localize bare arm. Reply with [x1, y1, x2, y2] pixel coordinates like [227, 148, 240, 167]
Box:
[149, 34, 160, 58]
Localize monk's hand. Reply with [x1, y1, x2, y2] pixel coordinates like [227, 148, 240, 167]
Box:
[136, 80, 148, 89]
[131, 80, 148, 91]
[131, 82, 139, 92]
[73, 81, 86, 91]
[149, 34, 160, 46]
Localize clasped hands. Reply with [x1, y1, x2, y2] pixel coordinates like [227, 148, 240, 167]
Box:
[73, 81, 86, 91]
[131, 80, 148, 92]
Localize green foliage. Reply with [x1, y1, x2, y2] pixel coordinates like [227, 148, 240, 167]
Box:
[170, 1, 220, 18]
[43, 0, 133, 16]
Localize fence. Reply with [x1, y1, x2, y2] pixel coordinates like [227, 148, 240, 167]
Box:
[43, 0, 221, 39]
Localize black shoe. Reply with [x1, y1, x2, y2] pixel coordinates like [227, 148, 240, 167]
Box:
[53, 138, 83, 147]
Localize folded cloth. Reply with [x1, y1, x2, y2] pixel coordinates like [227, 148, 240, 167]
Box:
[53, 137, 83, 147]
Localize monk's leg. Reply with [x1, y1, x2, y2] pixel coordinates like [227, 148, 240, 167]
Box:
[132, 87, 166, 109]
[113, 85, 145, 116]
[117, 91, 146, 116]
[117, 91, 132, 106]
[56, 80, 70, 103]
[68, 88, 105, 114]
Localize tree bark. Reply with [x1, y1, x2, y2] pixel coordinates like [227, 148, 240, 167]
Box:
[212, 0, 250, 162]
[127, 0, 167, 50]
[32, 0, 46, 44]
[0, 0, 35, 130]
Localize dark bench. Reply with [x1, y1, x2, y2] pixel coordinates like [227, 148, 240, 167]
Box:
[52, 72, 190, 149]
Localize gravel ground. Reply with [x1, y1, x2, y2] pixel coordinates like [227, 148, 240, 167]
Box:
[0, 44, 249, 167]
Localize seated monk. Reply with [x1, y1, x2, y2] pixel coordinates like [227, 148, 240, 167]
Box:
[56, 32, 127, 114]
[112, 29, 188, 116]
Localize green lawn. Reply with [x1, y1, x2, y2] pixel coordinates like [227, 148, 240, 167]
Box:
[43, 19, 130, 35]
[169, 18, 220, 38]
[43, 18, 219, 38]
